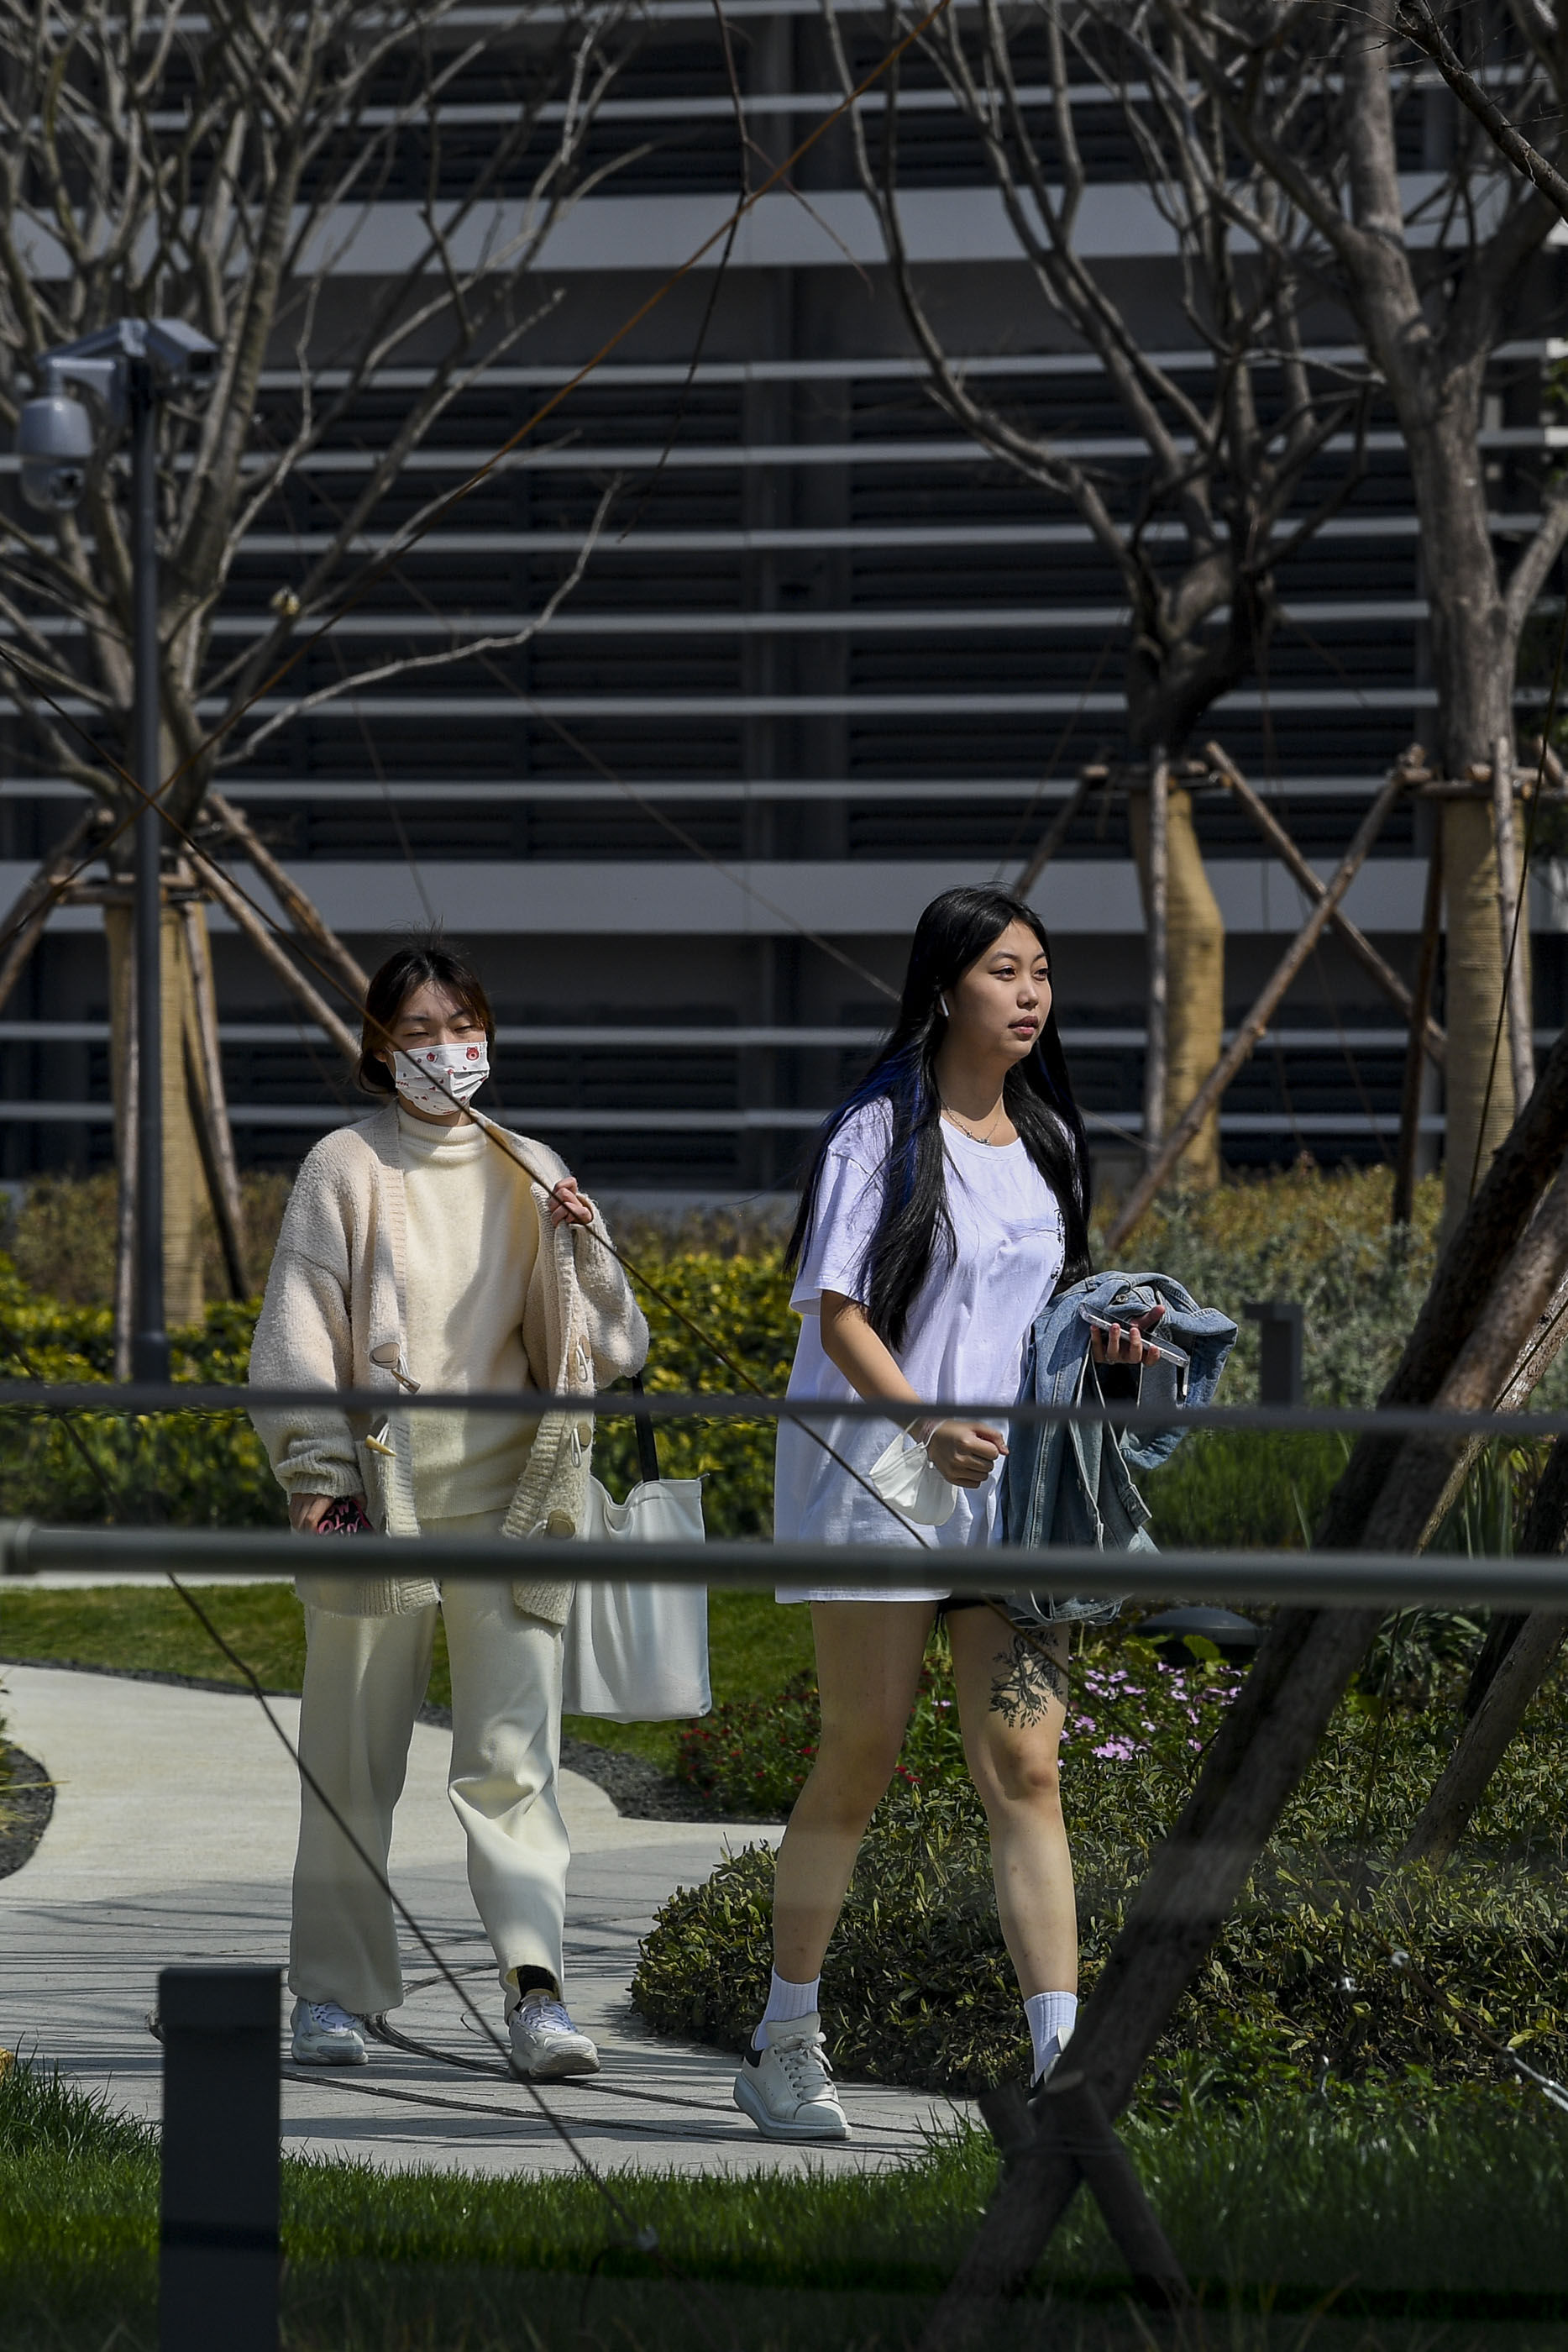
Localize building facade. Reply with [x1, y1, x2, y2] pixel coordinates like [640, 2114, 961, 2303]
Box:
[3, 3, 1563, 1206]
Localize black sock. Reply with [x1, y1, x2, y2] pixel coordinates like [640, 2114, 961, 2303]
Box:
[511, 1966, 559, 2003]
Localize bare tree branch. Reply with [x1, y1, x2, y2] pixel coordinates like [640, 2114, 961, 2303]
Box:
[219, 478, 618, 764]
[822, 0, 1371, 754]
[0, 0, 642, 838]
[1397, 0, 1568, 220]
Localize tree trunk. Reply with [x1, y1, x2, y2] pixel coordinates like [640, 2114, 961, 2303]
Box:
[1401, 405, 1520, 1236]
[106, 902, 208, 1332]
[1129, 782, 1225, 1187]
[1442, 798, 1517, 1236]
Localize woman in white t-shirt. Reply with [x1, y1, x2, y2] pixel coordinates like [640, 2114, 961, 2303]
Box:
[735, 885, 1163, 2144]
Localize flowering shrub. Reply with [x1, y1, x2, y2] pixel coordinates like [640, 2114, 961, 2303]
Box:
[1070, 1642, 1242, 1764]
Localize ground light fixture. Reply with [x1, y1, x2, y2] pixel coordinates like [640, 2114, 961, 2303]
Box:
[16, 321, 218, 1382]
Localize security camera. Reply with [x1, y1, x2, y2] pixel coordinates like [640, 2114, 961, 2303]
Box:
[14, 318, 219, 516]
[142, 318, 218, 386]
[17, 374, 95, 513]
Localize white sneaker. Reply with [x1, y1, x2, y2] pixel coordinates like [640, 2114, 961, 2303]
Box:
[507, 1990, 600, 2079]
[290, 1998, 368, 2066]
[1031, 2027, 1072, 2091]
[733, 2013, 850, 2142]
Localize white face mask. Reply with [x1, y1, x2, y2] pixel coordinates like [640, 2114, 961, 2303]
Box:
[392, 1039, 490, 1116]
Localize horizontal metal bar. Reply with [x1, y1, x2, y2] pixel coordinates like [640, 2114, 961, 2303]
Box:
[3, 1382, 1566, 1441]
[186, 81, 1153, 131]
[65, 598, 1413, 643]
[0, 1521, 1561, 1607]
[249, 339, 1548, 390]
[160, 426, 1527, 476]
[0, 1021, 1498, 1053]
[0, 1102, 1450, 1137]
[32, 517, 1442, 562]
[5, 687, 1450, 722]
[0, 773, 1456, 806]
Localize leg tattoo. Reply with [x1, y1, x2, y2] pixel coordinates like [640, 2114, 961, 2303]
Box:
[989, 1630, 1067, 1728]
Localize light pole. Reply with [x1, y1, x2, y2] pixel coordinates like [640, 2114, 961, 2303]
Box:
[18, 321, 218, 1385]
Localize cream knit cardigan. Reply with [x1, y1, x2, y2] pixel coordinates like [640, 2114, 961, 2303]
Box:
[248, 1103, 648, 1625]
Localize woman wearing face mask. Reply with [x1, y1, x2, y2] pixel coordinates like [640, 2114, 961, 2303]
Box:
[736, 886, 1163, 2144]
[249, 937, 647, 2077]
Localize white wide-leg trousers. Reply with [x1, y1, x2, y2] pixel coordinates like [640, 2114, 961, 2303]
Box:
[288, 1520, 569, 2017]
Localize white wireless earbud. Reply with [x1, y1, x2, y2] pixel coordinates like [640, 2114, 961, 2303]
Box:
[939, 994, 951, 1018]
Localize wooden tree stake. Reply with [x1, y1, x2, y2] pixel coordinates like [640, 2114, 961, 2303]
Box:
[978, 2072, 1190, 2311]
[0, 808, 103, 1020]
[1205, 742, 1445, 1068]
[206, 792, 370, 1003]
[1492, 733, 1535, 1112]
[1141, 748, 1169, 1168]
[1400, 1436, 1568, 1867]
[1108, 766, 1408, 1250]
[195, 854, 360, 1065]
[1392, 830, 1445, 1226]
[177, 897, 249, 1300]
[1015, 769, 1097, 895]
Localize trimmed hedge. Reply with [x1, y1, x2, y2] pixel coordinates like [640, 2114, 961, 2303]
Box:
[0, 1261, 281, 1527]
[0, 1243, 795, 1539]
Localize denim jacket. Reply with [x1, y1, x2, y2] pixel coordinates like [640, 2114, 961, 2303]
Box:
[1000, 1269, 1238, 1626]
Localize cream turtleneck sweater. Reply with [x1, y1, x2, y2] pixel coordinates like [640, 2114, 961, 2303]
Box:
[397, 1105, 540, 1522]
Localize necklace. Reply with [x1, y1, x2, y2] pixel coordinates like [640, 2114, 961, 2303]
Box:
[941, 1098, 1008, 1146]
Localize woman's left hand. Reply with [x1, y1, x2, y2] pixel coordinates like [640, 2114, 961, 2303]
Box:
[548, 1177, 595, 1229]
[1089, 1304, 1166, 1366]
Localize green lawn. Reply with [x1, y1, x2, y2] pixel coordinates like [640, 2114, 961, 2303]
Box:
[0, 1581, 815, 1770]
[4, 2055, 1568, 2350]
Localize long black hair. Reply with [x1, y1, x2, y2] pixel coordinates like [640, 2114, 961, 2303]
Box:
[785, 886, 1092, 1350]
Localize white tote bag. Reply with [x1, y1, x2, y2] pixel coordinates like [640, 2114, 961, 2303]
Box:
[562, 1382, 710, 1722]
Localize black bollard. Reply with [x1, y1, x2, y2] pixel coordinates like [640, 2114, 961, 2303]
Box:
[159, 1966, 281, 2352]
[1244, 1299, 1303, 1406]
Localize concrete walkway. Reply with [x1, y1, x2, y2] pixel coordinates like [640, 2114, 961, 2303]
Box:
[0, 1662, 971, 2175]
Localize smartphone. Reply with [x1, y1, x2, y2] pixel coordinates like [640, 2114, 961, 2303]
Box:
[1077, 1305, 1189, 1371]
[315, 1497, 374, 1536]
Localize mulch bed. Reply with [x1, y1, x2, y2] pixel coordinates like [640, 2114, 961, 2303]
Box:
[0, 1745, 55, 1880]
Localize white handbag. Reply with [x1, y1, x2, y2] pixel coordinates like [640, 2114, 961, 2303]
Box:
[562, 1381, 711, 1722]
[867, 1429, 959, 1526]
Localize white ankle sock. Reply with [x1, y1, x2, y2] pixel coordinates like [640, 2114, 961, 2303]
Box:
[753, 1969, 821, 2051]
[1025, 1990, 1078, 2082]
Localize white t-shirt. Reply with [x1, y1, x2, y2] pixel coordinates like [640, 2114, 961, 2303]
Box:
[774, 1098, 1067, 1601]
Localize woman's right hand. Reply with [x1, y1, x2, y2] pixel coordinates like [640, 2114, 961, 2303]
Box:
[922, 1419, 1009, 1488]
[289, 1491, 366, 1533]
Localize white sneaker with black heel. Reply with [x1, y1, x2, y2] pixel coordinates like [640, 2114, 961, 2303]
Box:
[733, 2013, 850, 2141]
[1025, 2025, 1072, 2118]
[507, 1988, 600, 2079]
[290, 1999, 368, 2066]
